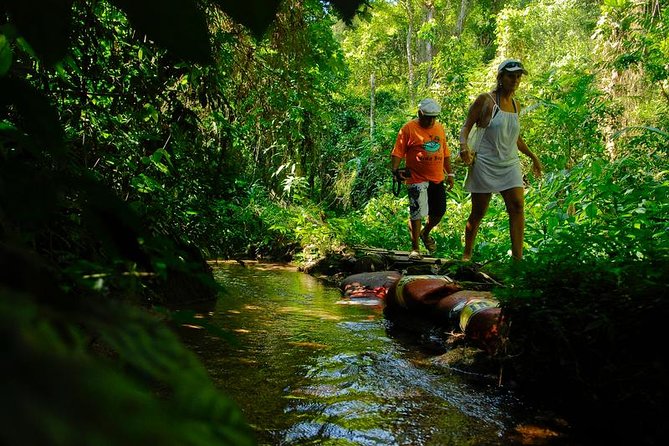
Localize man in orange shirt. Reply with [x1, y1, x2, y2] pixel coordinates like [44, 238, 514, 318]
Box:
[391, 98, 454, 260]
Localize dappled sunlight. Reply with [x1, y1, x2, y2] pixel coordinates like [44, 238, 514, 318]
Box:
[181, 324, 205, 330]
[237, 358, 259, 366]
[276, 305, 343, 321]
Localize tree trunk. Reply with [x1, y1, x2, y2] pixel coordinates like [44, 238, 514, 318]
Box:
[455, 0, 469, 37]
[370, 72, 376, 144]
[406, 3, 415, 106]
[425, 2, 434, 87]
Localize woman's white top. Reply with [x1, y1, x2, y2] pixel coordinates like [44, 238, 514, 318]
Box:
[465, 94, 523, 193]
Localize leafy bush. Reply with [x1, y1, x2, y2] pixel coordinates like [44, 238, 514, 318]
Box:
[496, 155, 669, 443]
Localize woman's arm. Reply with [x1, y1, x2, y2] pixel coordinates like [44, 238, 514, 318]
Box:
[458, 94, 487, 165]
[514, 100, 542, 178]
[517, 136, 542, 178]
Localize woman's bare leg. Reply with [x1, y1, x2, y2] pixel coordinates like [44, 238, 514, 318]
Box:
[500, 187, 525, 261]
[463, 193, 492, 261]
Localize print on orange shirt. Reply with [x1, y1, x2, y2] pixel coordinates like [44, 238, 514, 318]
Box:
[391, 120, 450, 184]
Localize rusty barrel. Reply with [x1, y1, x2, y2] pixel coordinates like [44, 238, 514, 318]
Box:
[386, 275, 461, 311]
[340, 271, 402, 301]
[387, 276, 502, 351]
[458, 297, 502, 352]
[435, 290, 495, 326]
[340, 272, 503, 352]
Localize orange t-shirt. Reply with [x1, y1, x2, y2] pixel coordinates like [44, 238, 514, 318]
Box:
[391, 119, 450, 184]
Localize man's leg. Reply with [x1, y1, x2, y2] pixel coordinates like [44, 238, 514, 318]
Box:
[463, 192, 492, 261]
[407, 182, 429, 255]
[409, 219, 422, 251]
[423, 182, 446, 236]
[420, 182, 446, 252]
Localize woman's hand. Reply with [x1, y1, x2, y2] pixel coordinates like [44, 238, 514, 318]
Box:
[531, 158, 543, 178]
[460, 146, 474, 166]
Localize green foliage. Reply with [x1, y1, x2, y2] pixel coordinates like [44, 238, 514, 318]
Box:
[597, 0, 669, 84]
[495, 155, 668, 442]
[431, 36, 486, 137]
[496, 0, 598, 74]
[1, 0, 367, 444]
[498, 242, 667, 443]
[592, 0, 669, 156]
[497, 241, 667, 438]
[341, 192, 409, 249]
[0, 288, 253, 446]
[522, 68, 608, 168]
[523, 155, 669, 252]
[336, 0, 407, 98]
[216, 183, 302, 259]
[249, 186, 342, 262]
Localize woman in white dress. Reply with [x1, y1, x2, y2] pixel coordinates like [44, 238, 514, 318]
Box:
[459, 59, 542, 261]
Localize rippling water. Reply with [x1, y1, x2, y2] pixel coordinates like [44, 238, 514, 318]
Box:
[178, 262, 567, 445]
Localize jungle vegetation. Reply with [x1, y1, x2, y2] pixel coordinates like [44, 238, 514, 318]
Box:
[1, 0, 667, 444]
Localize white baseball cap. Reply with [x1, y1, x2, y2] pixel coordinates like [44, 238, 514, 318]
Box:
[498, 59, 528, 74]
[418, 98, 441, 116]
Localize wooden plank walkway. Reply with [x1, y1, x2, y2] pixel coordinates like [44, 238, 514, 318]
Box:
[351, 246, 502, 288]
[351, 245, 451, 265]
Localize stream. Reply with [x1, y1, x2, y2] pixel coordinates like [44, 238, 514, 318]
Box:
[178, 262, 569, 445]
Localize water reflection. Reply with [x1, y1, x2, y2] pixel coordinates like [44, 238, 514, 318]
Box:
[178, 262, 566, 445]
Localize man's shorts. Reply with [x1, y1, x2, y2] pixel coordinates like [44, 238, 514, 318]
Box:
[407, 181, 446, 221]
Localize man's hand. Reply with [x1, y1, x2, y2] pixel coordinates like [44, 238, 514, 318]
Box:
[445, 175, 454, 191]
[392, 168, 410, 181]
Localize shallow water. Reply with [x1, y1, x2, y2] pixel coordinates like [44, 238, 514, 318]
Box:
[179, 262, 567, 445]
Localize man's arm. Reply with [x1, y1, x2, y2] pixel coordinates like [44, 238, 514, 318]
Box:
[443, 154, 454, 191]
[391, 155, 403, 171]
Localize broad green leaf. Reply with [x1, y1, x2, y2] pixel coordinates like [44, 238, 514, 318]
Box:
[0, 34, 12, 75]
[585, 202, 598, 218]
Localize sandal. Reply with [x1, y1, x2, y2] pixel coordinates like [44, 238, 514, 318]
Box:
[420, 231, 437, 254]
[408, 250, 423, 260]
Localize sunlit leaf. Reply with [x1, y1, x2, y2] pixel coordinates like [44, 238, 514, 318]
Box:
[611, 126, 669, 140]
[0, 34, 12, 75]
